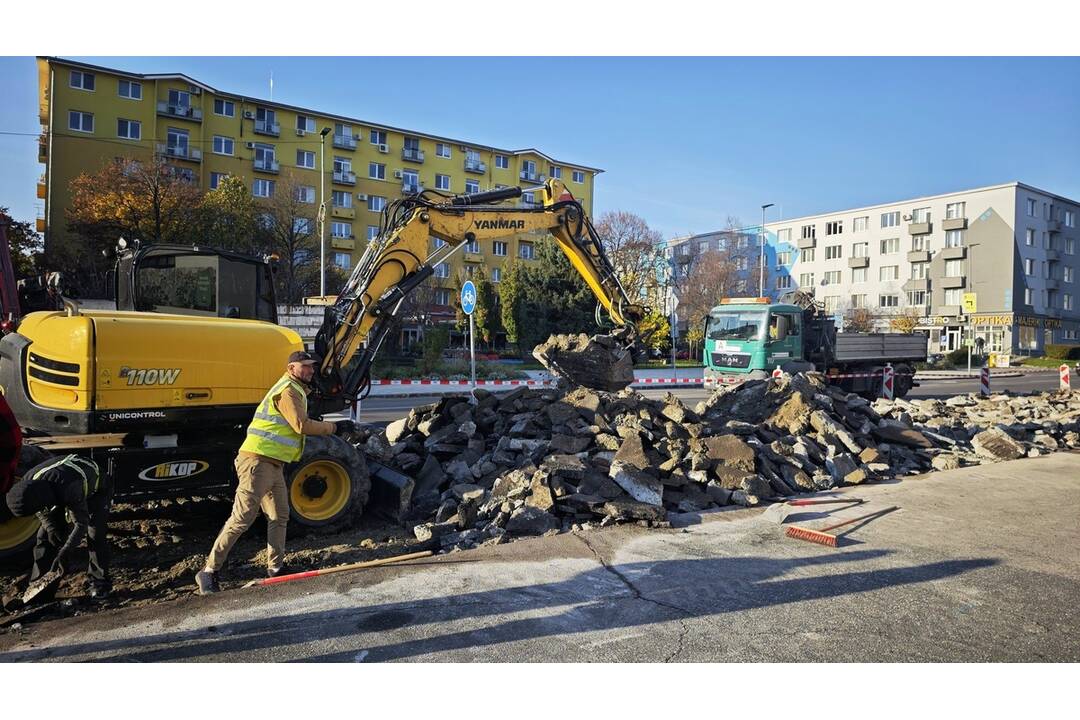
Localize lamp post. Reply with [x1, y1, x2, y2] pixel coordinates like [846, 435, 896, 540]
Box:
[318, 126, 332, 297]
[760, 203, 774, 296]
[966, 242, 980, 375]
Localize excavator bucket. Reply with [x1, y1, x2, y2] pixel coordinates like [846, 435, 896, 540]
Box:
[533, 333, 636, 392]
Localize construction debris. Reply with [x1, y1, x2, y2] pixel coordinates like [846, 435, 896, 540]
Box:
[532, 332, 636, 392]
[369, 372, 1080, 552]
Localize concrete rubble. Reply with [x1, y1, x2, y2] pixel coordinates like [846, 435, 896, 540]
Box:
[361, 372, 1080, 553]
[532, 332, 636, 392]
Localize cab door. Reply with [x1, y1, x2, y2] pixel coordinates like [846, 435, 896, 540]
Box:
[766, 311, 803, 368]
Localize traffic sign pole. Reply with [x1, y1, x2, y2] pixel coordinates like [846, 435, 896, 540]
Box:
[460, 280, 478, 398]
[469, 313, 476, 392]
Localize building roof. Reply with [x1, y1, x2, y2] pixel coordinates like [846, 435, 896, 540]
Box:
[39, 56, 604, 174]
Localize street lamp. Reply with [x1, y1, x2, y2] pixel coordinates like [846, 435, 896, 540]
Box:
[318, 126, 332, 297]
[760, 203, 774, 296]
[966, 242, 981, 374]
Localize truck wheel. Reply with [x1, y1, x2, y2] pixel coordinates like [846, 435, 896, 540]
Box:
[0, 444, 52, 566]
[286, 435, 369, 531]
[894, 364, 915, 398]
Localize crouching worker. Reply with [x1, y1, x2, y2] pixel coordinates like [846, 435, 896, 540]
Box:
[195, 351, 356, 595]
[4, 454, 112, 599]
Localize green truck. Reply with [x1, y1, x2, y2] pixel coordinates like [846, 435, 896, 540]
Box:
[702, 292, 928, 399]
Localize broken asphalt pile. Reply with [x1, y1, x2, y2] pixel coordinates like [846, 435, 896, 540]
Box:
[362, 371, 1080, 552]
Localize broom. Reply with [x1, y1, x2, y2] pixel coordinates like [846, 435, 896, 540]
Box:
[785, 506, 899, 547]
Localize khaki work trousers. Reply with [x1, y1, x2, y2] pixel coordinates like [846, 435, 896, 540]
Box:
[205, 453, 290, 572]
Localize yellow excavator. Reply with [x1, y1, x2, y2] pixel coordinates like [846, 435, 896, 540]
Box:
[0, 179, 646, 560]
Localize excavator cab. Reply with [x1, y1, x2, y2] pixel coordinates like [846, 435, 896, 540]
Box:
[114, 242, 277, 323]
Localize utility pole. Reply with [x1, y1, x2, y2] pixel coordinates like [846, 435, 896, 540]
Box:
[318, 126, 331, 297]
[760, 203, 774, 297]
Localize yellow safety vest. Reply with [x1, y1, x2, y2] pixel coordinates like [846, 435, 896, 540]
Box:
[32, 454, 100, 498]
[239, 374, 308, 463]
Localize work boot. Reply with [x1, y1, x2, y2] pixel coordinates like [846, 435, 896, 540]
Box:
[195, 569, 220, 595]
[267, 564, 291, 579]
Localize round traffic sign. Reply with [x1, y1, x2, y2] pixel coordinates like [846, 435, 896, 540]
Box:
[460, 280, 477, 315]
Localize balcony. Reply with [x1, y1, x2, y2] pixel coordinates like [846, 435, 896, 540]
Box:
[519, 170, 547, 184]
[463, 251, 484, 263]
[908, 221, 932, 235]
[38, 135, 47, 162]
[402, 183, 423, 194]
[903, 278, 929, 292]
[333, 170, 356, 185]
[465, 159, 487, 174]
[333, 134, 358, 150]
[402, 148, 425, 163]
[940, 246, 966, 260]
[254, 119, 280, 137]
[797, 237, 816, 250]
[1046, 278, 1061, 290]
[936, 305, 962, 317]
[907, 250, 931, 263]
[942, 217, 967, 231]
[35, 217, 45, 233]
[157, 101, 203, 121]
[940, 276, 966, 289]
[253, 157, 279, 173]
[331, 206, 356, 219]
[847, 256, 869, 269]
[1046, 248, 1061, 261]
[331, 236, 356, 251]
[36, 176, 46, 199]
[1048, 220, 1063, 234]
[156, 143, 202, 162]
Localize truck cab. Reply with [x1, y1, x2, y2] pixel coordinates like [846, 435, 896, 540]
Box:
[702, 298, 806, 386]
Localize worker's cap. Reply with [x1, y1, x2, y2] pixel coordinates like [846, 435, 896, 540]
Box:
[288, 350, 320, 366]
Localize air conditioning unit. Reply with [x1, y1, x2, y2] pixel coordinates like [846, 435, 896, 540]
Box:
[356, 193, 368, 201]
[393, 170, 403, 179]
[246, 142, 256, 150]
[459, 145, 468, 152]
[190, 86, 202, 95]
[378, 143, 389, 154]
[296, 129, 306, 137]
[244, 111, 254, 119]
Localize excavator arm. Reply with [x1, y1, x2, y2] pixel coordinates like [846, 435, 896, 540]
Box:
[311, 178, 647, 411]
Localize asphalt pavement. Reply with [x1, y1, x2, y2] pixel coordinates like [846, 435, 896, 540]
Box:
[2, 453, 1077, 662]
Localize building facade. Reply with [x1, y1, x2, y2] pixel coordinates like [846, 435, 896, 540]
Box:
[671, 183, 1080, 356]
[35, 57, 602, 321]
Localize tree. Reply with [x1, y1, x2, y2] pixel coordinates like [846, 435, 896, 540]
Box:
[0, 208, 44, 278]
[676, 249, 741, 331]
[498, 259, 526, 347]
[595, 211, 666, 303]
[258, 176, 319, 305]
[196, 176, 259, 255]
[686, 324, 705, 360]
[889, 307, 921, 334]
[638, 309, 671, 353]
[843, 307, 876, 333]
[474, 269, 501, 347]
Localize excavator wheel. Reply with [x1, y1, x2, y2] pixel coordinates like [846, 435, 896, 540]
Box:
[0, 444, 52, 567]
[286, 435, 370, 531]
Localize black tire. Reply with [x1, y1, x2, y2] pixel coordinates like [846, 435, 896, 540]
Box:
[894, 364, 915, 398]
[285, 435, 369, 531]
[0, 444, 53, 566]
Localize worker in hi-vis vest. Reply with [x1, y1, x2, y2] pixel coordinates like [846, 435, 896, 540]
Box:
[195, 351, 355, 595]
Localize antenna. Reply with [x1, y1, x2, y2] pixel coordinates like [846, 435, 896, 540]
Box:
[269, 72, 274, 101]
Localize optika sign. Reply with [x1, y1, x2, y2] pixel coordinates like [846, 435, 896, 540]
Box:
[473, 219, 526, 230]
[119, 367, 181, 385]
[138, 460, 209, 482]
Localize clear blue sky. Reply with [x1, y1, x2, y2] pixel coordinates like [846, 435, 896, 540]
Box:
[2, 56, 1079, 238]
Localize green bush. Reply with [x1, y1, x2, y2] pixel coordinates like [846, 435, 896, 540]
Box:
[420, 326, 450, 374]
[1045, 344, 1080, 360]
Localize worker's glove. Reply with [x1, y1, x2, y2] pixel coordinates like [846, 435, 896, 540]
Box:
[334, 420, 358, 436]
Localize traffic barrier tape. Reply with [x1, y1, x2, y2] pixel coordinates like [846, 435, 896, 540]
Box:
[369, 377, 705, 387]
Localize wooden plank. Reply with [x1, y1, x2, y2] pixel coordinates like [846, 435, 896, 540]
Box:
[24, 433, 128, 450]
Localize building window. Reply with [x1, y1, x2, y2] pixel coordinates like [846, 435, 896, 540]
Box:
[253, 142, 275, 169]
[253, 179, 274, 197]
[367, 226, 379, 242]
[1066, 210, 1076, 228]
[912, 207, 931, 223]
[800, 224, 816, 240]
[912, 235, 929, 252]
[68, 110, 93, 133]
[777, 228, 791, 242]
[944, 229, 964, 248]
[907, 290, 927, 307]
[572, 170, 585, 183]
[168, 89, 192, 112]
[826, 220, 843, 235]
[1023, 287, 1033, 306]
[911, 262, 928, 280]
[1025, 258, 1035, 276]
[435, 143, 451, 158]
[735, 256, 749, 271]
[879, 294, 899, 308]
[434, 262, 450, 279]
[435, 174, 450, 190]
[493, 241, 508, 257]
[330, 222, 352, 238]
[70, 70, 95, 90]
[878, 237, 899, 254]
[116, 118, 140, 140]
[879, 265, 899, 281]
[368, 162, 385, 180]
[824, 270, 841, 285]
[495, 155, 509, 169]
[209, 172, 228, 190]
[296, 150, 315, 169]
[432, 237, 448, 252]
[434, 288, 451, 305]
[491, 267, 502, 283]
[293, 218, 314, 234]
[825, 245, 842, 260]
[464, 237, 480, 254]
[213, 135, 234, 155]
[296, 185, 315, 203]
[1067, 238, 1075, 255]
[550, 165, 562, 179]
[776, 274, 792, 290]
[402, 169, 420, 192]
[1027, 198, 1037, 217]
[851, 267, 867, 283]
[945, 259, 964, 277]
[776, 251, 791, 265]
[945, 202, 966, 219]
[1025, 228, 1036, 246]
[465, 179, 480, 194]
[799, 272, 814, 287]
[944, 288, 962, 306]
[823, 296, 840, 314]
[1065, 266, 1074, 283]
[332, 190, 351, 208]
[368, 196, 386, 212]
[295, 116, 315, 134]
[801, 248, 815, 262]
[1065, 294, 1074, 311]
[852, 242, 869, 258]
[214, 98, 235, 117]
[370, 130, 387, 146]
[881, 211, 900, 228]
[519, 242, 535, 260]
[118, 80, 141, 99]
[851, 294, 867, 309]
[852, 216, 869, 233]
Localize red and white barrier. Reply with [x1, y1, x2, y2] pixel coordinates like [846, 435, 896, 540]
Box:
[881, 363, 895, 400]
[771, 367, 783, 379]
[980, 366, 991, 396]
[368, 376, 705, 389]
[1060, 364, 1071, 391]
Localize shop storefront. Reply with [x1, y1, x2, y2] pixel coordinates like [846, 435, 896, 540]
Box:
[917, 313, 1062, 356]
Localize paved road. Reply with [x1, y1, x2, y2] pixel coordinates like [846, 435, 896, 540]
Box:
[3, 453, 1077, 662]
[348, 372, 1062, 425]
